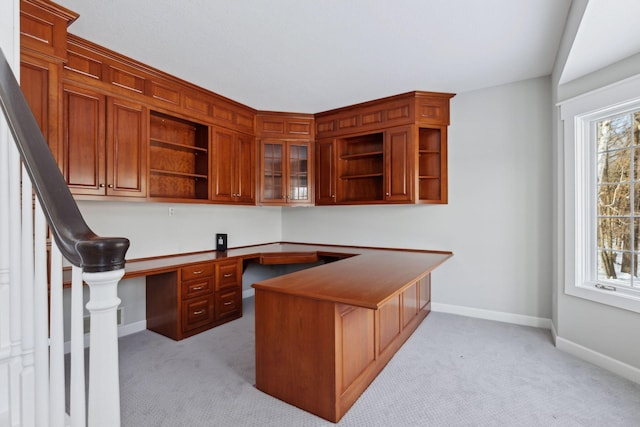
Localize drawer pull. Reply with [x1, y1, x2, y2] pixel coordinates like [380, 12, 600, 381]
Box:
[193, 309, 206, 315]
[191, 286, 204, 291]
[192, 270, 203, 275]
[223, 301, 233, 306]
[223, 273, 233, 278]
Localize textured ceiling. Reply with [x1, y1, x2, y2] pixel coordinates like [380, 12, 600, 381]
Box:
[56, 0, 574, 112]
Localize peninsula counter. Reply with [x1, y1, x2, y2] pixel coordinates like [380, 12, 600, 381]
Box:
[250, 244, 452, 422]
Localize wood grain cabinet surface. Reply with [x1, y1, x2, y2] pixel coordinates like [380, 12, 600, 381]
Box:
[316, 91, 454, 205]
[146, 258, 242, 340]
[20, 0, 454, 207]
[257, 112, 315, 206]
[254, 273, 434, 423]
[62, 84, 148, 197]
[210, 127, 256, 205]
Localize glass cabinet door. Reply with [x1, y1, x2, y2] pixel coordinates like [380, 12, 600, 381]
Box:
[262, 142, 284, 201]
[288, 143, 309, 203]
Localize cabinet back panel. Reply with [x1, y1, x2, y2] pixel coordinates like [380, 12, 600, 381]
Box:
[150, 174, 199, 199]
[150, 114, 198, 147]
[419, 178, 441, 201]
[150, 145, 196, 174]
[419, 128, 441, 151]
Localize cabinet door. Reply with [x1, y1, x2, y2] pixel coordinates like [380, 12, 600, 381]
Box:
[210, 127, 235, 202]
[20, 55, 61, 165]
[106, 98, 147, 197]
[259, 140, 286, 204]
[384, 126, 413, 202]
[235, 133, 256, 204]
[315, 138, 336, 205]
[62, 84, 106, 195]
[287, 141, 313, 206]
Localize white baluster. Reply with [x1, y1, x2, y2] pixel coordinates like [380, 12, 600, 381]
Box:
[33, 200, 49, 426]
[84, 269, 124, 427]
[7, 100, 23, 427]
[70, 266, 86, 427]
[20, 165, 35, 427]
[49, 243, 65, 427]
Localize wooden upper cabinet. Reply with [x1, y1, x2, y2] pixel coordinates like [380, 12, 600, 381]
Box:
[106, 98, 148, 197]
[20, 0, 77, 61]
[62, 84, 105, 195]
[256, 112, 314, 206]
[259, 140, 313, 206]
[315, 138, 336, 205]
[20, 54, 62, 165]
[317, 92, 453, 205]
[62, 84, 147, 197]
[210, 127, 255, 205]
[148, 112, 208, 201]
[385, 126, 413, 202]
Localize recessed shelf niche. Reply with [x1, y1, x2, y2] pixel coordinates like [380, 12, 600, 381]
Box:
[149, 112, 209, 200]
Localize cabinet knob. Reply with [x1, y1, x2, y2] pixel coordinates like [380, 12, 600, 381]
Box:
[385, 192, 390, 196]
[331, 195, 335, 198]
[99, 183, 105, 188]
[108, 184, 114, 188]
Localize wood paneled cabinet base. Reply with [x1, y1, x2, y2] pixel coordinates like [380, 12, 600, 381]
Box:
[255, 274, 431, 423]
[146, 258, 242, 340]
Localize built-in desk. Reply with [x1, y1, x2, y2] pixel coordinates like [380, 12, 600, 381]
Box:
[98, 242, 451, 421]
[249, 243, 452, 423]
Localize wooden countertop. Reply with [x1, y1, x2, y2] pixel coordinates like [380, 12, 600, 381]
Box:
[85, 242, 452, 310]
[250, 244, 452, 309]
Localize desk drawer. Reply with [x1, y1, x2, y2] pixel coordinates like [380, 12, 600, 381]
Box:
[216, 260, 241, 290]
[182, 295, 214, 332]
[181, 263, 214, 281]
[216, 289, 241, 320]
[181, 277, 212, 299]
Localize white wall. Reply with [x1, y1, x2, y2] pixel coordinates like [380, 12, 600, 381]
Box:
[77, 201, 282, 258]
[552, 0, 640, 374]
[283, 76, 554, 322]
[72, 201, 283, 333]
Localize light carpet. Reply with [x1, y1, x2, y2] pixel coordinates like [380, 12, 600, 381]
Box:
[116, 298, 640, 426]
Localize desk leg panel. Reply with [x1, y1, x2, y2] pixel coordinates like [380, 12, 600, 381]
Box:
[254, 289, 338, 421]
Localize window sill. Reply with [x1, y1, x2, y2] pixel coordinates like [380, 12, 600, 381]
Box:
[565, 283, 640, 314]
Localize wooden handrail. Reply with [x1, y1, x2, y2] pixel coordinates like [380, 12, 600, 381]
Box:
[0, 47, 129, 272]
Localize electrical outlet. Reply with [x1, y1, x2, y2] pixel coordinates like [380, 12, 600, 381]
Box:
[168, 207, 175, 216]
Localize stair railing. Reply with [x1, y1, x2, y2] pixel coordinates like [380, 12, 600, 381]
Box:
[0, 44, 129, 427]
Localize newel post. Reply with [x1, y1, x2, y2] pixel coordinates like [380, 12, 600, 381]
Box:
[83, 268, 125, 427]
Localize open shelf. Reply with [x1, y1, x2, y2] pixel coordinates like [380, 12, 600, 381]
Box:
[149, 112, 209, 200]
[150, 138, 208, 154]
[418, 128, 444, 202]
[340, 151, 383, 161]
[340, 172, 384, 180]
[337, 133, 384, 202]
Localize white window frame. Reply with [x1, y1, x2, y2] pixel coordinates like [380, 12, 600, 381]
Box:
[560, 74, 640, 314]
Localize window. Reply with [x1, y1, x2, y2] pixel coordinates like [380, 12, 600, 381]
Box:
[561, 74, 640, 313]
[595, 110, 640, 293]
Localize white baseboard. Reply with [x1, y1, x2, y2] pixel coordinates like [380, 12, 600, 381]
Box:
[431, 302, 553, 329]
[118, 320, 147, 337]
[64, 320, 147, 353]
[430, 302, 640, 385]
[242, 288, 255, 299]
[555, 336, 640, 385]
